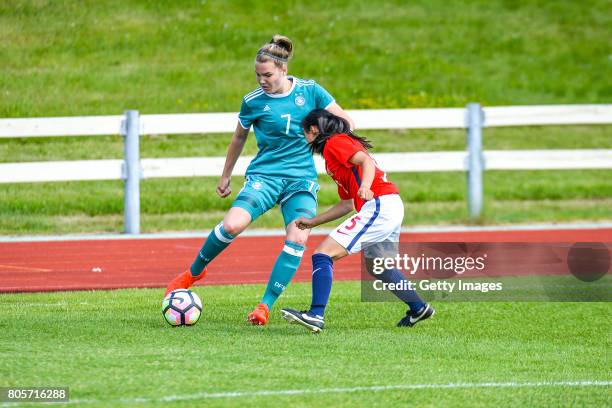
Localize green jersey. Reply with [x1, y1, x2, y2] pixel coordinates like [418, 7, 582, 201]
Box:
[238, 77, 335, 181]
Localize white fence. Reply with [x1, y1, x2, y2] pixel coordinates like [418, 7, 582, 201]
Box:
[3, 149, 611, 184]
[2, 105, 611, 137]
[1, 104, 611, 233]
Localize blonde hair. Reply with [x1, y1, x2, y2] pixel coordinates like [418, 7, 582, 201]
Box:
[256, 35, 293, 68]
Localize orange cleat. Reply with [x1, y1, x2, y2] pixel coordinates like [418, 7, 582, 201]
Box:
[164, 268, 206, 297]
[247, 303, 269, 326]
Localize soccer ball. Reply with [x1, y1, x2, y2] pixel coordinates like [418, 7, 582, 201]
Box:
[162, 289, 202, 326]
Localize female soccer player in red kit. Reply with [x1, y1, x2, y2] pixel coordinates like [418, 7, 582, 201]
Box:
[281, 109, 434, 333]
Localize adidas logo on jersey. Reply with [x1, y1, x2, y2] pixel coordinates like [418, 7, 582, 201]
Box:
[263, 105, 271, 112]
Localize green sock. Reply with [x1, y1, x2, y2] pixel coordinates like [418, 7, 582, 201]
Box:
[261, 241, 305, 307]
[190, 222, 235, 276]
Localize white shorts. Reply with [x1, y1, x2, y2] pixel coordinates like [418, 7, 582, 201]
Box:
[329, 194, 404, 255]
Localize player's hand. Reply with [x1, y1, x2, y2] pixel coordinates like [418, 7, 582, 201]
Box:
[295, 217, 316, 230]
[357, 187, 374, 201]
[216, 176, 231, 198]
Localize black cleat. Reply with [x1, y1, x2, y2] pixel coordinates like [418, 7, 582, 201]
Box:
[281, 308, 325, 333]
[397, 303, 435, 327]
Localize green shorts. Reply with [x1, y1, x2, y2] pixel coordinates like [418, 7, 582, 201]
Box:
[232, 175, 319, 226]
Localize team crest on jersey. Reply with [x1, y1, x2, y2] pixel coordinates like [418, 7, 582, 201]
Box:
[295, 95, 305, 106]
[252, 181, 262, 190]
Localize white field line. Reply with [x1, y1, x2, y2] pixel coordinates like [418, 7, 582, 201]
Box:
[4, 302, 92, 307]
[0, 264, 52, 272]
[2, 380, 608, 406]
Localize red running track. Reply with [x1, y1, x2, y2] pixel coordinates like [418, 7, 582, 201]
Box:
[1, 228, 611, 293]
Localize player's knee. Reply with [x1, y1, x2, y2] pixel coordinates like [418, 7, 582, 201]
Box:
[222, 220, 246, 236]
[290, 235, 308, 247]
[286, 230, 309, 246]
[313, 246, 335, 258]
[314, 239, 348, 261]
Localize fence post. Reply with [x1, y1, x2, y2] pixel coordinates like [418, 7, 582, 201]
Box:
[122, 110, 141, 234]
[465, 103, 484, 220]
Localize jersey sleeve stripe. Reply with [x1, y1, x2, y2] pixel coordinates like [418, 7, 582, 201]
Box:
[237, 117, 250, 129]
[244, 88, 263, 99]
[324, 100, 336, 110]
[244, 89, 264, 103]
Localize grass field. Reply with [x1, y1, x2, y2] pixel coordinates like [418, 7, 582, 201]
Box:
[1, 0, 610, 117]
[2, 125, 612, 234]
[1, 2, 610, 407]
[2, 0, 611, 234]
[2, 170, 612, 235]
[1, 282, 610, 407]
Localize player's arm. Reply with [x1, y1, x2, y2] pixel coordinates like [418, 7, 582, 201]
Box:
[349, 151, 375, 201]
[295, 199, 354, 230]
[216, 122, 249, 198]
[326, 102, 355, 130]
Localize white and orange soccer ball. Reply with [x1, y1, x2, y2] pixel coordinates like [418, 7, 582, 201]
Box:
[162, 289, 202, 326]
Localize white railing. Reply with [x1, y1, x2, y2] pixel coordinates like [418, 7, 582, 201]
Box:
[1, 104, 611, 233]
[2, 105, 611, 137]
[3, 150, 611, 183]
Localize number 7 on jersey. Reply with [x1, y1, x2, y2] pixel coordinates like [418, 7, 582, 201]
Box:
[281, 113, 291, 135]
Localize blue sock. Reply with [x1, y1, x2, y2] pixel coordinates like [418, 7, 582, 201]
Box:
[310, 253, 333, 317]
[379, 268, 425, 311]
[190, 222, 235, 276]
[261, 241, 304, 308]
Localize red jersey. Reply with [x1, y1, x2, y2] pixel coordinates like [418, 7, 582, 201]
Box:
[322, 134, 399, 211]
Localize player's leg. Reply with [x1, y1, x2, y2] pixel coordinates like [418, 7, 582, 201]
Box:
[190, 207, 251, 275]
[310, 236, 348, 317]
[364, 251, 433, 327]
[164, 207, 251, 296]
[361, 194, 433, 327]
[281, 198, 376, 332]
[165, 177, 273, 297]
[283, 195, 433, 331]
[280, 236, 347, 333]
[248, 190, 316, 325]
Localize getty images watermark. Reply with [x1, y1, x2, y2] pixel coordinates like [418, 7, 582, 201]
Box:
[360, 242, 611, 302]
[370, 251, 501, 293]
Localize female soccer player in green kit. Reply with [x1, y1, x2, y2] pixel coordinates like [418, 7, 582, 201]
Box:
[165, 35, 354, 325]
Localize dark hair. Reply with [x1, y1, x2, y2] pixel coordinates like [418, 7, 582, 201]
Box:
[301, 109, 372, 154]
